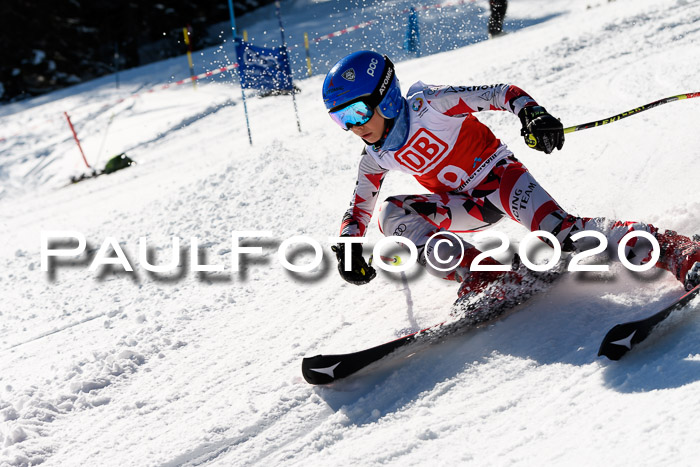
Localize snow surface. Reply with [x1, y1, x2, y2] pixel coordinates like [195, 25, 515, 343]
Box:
[1, 0, 700, 465]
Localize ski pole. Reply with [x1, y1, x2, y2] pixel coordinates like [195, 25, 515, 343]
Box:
[563, 92, 700, 134]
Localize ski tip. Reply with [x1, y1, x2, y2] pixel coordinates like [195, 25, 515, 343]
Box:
[598, 324, 635, 360]
[597, 343, 627, 361]
[301, 355, 340, 385]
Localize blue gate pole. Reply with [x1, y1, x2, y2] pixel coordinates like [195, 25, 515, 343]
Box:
[227, 0, 253, 145]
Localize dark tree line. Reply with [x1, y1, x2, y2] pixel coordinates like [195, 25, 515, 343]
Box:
[0, 0, 274, 102]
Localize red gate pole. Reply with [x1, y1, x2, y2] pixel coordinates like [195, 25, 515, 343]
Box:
[64, 112, 91, 169]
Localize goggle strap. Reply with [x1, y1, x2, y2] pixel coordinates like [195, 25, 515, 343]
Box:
[370, 56, 395, 107]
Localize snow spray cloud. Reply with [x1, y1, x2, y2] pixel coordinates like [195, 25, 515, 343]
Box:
[40, 230, 660, 279]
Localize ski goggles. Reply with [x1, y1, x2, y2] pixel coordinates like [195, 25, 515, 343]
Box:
[329, 100, 375, 130]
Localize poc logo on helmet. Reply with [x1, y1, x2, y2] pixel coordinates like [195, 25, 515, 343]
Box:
[367, 58, 378, 77]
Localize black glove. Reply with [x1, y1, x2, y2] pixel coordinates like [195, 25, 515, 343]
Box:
[518, 105, 565, 154]
[331, 242, 376, 285]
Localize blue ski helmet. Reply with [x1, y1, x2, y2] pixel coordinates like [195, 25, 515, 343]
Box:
[322, 51, 403, 120]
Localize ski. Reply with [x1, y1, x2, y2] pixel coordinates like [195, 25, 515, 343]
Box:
[302, 262, 564, 385]
[301, 323, 439, 385]
[598, 283, 700, 360]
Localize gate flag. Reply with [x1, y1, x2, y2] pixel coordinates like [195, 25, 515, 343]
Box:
[234, 40, 294, 93]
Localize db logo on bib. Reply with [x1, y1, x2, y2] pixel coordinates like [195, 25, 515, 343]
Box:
[395, 129, 448, 173]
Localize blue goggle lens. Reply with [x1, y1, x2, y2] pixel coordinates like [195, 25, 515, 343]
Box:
[329, 101, 374, 130]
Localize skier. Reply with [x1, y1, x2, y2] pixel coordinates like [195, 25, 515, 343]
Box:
[488, 0, 508, 38]
[322, 50, 700, 297]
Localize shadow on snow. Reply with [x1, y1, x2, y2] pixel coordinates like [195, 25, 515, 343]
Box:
[312, 270, 700, 426]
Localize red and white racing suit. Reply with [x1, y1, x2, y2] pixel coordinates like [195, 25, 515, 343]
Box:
[340, 82, 657, 280]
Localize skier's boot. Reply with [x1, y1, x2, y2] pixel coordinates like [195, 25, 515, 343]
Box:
[458, 269, 523, 299]
[457, 254, 523, 299]
[656, 230, 700, 291]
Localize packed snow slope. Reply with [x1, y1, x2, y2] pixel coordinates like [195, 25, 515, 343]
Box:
[1, 0, 700, 465]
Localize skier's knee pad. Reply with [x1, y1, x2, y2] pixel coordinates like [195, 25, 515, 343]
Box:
[378, 196, 441, 247]
[537, 213, 655, 264]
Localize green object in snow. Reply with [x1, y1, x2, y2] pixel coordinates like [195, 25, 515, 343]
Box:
[103, 153, 135, 174]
